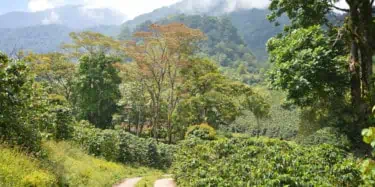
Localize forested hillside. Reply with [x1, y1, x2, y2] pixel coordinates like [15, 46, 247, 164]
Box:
[229, 9, 288, 61]
[0, 24, 122, 55]
[0, 25, 72, 54]
[0, 1, 285, 61]
[121, 0, 288, 61]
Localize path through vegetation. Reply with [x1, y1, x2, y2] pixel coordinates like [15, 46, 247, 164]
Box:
[154, 178, 176, 187]
[114, 177, 142, 187]
[114, 176, 176, 187]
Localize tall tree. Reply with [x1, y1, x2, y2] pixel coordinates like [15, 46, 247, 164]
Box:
[114, 62, 151, 136]
[268, 0, 375, 125]
[62, 31, 127, 59]
[24, 52, 76, 101]
[73, 53, 121, 129]
[126, 23, 204, 141]
[175, 58, 270, 135]
[0, 52, 43, 152]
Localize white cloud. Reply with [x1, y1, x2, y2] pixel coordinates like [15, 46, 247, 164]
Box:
[42, 11, 60, 24]
[82, 0, 181, 19]
[28, 0, 349, 19]
[180, 0, 269, 13]
[28, 0, 181, 18]
[28, 0, 53, 12]
[334, 0, 349, 13]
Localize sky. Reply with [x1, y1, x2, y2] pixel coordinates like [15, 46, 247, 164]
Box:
[0, 0, 349, 19]
[0, 0, 182, 18]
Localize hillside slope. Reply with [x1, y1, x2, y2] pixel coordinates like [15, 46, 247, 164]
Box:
[122, 0, 287, 60]
[0, 24, 122, 55]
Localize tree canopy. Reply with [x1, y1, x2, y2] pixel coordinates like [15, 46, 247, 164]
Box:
[73, 53, 121, 129]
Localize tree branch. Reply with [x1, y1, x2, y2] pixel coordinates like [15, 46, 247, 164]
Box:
[331, 5, 350, 12]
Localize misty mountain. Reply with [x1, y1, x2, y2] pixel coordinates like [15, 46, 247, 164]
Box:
[0, 25, 72, 55]
[123, 0, 287, 61]
[124, 0, 269, 29]
[155, 14, 256, 68]
[0, 0, 285, 61]
[0, 24, 122, 55]
[0, 5, 127, 29]
[230, 9, 288, 61]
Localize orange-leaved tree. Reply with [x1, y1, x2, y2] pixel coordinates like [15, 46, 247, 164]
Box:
[126, 23, 205, 142]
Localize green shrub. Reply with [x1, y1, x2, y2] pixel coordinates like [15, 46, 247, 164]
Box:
[361, 127, 375, 186]
[73, 122, 175, 169]
[117, 130, 175, 169]
[173, 137, 362, 186]
[297, 127, 352, 150]
[53, 106, 75, 141]
[230, 90, 299, 140]
[72, 120, 98, 148]
[88, 130, 120, 161]
[21, 171, 56, 187]
[0, 146, 56, 187]
[185, 123, 216, 140]
[44, 94, 75, 141]
[0, 53, 43, 153]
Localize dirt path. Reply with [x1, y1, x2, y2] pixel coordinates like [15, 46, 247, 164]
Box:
[154, 178, 176, 187]
[114, 177, 142, 187]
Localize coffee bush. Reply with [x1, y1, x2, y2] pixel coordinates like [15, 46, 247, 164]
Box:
[173, 137, 362, 186]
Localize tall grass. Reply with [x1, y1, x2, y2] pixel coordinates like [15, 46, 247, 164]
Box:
[0, 146, 56, 187]
[43, 141, 158, 187]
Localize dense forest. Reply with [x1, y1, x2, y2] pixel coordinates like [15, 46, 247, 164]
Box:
[1, 0, 375, 186]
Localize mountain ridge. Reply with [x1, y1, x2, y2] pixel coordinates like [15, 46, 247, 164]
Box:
[0, 5, 127, 29]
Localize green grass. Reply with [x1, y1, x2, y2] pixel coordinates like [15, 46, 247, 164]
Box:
[0, 141, 163, 187]
[135, 171, 166, 187]
[0, 146, 57, 187]
[43, 141, 162, 187]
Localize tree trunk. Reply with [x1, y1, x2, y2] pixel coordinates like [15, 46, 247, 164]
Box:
[359, 0, 374, 104]
[167, 120, 173, 144]
[350, 42, 361, 109]
[256, 118, 261, 138]
[136, 109, 140, 136]
[348, 0, 374, 125]
[349, 3, 364, 115]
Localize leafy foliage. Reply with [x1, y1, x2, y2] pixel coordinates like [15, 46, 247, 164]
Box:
[131, 15, 264, 85]
[47, 95, 75, 141]
[297, 127, 352, 150]
[25, 52, 76, 101]
[230, 90, 299, 140]
[174, 58, 270, 133]
[0, 146, 57, 187]
[158, 15, 254, 66]
[267, 25, 348, 107]
[0, 52, 43, 152]
[268, 0, 375, 131]
[126, 23, 205, 141]
[173, 137, 362, 186]
[185, 123, 217, 140]
[62, 31, 127, 59]
[73, 53, 121, 129]
[73, 122, 175, 169]
[361, 123, 375, 185]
